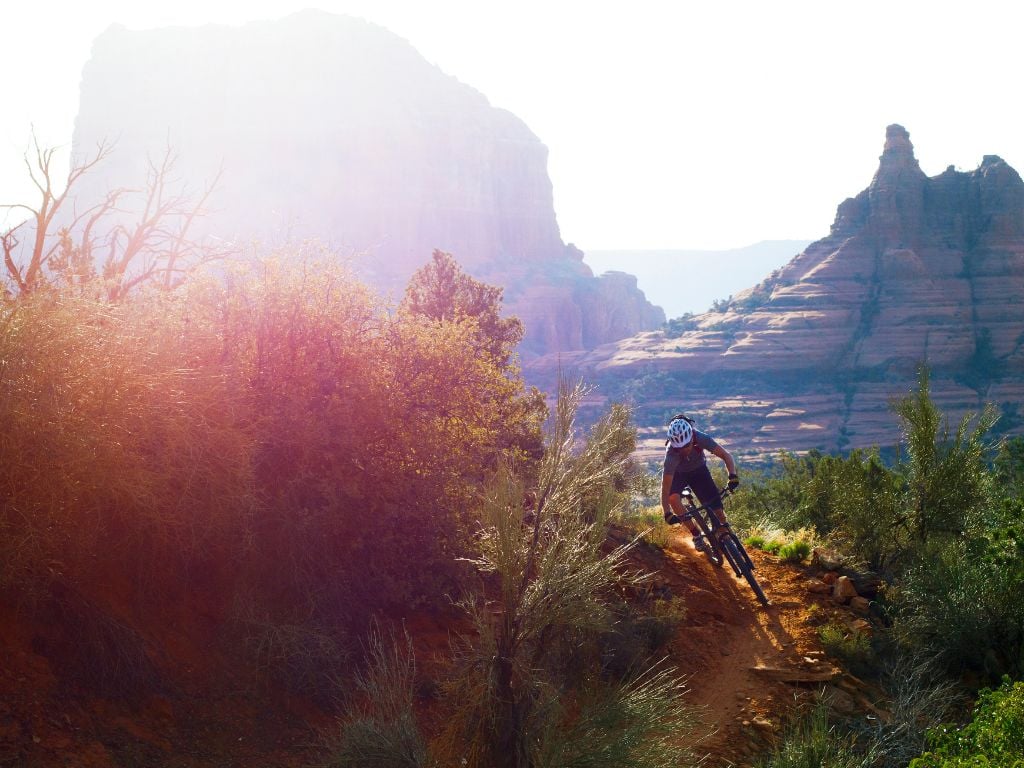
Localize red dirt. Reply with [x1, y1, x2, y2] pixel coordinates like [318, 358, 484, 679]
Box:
[0, 530, 868, 767]
[648, 527, 875, 767]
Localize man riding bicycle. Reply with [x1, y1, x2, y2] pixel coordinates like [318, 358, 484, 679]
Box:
[661, 415, 739, 552]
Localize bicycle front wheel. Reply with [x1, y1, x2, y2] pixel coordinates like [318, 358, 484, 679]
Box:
[721, 533, 769, 606]
[703, 537, 724, 568]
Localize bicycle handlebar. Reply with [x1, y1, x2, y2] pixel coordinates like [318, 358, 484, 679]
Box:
[681, 485, 733, 514]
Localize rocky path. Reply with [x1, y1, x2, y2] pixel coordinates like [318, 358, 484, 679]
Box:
[639, 528, 875, 767]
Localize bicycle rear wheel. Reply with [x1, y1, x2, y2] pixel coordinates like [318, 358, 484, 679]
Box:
[721, 533, 769, 606]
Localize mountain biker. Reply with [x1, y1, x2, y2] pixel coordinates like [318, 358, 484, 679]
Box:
[661, 415, 739, 552]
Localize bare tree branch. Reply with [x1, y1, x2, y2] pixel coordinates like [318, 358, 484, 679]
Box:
[3, 129, 229, 301]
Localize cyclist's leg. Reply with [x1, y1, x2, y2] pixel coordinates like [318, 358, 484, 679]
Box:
[668, 472, 703, 538]
[687, 467, 723, 517]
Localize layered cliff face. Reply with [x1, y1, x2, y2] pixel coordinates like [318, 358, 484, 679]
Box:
[68, 11, 662, 354]
[531, 125, 1024, 459]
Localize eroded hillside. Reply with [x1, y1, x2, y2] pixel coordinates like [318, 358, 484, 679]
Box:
[529, 125, 1024, 460]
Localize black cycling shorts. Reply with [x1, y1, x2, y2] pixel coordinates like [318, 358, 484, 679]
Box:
[669, 464, 722, 510]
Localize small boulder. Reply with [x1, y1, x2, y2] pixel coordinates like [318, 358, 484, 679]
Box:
[807, 579, 831, 594]
[812, 547, 845, 570]
[847, 618, 873, 636]
[849, 596, 871, 615]
[832, 575, 859, 603]
[823, 684, 859, 717]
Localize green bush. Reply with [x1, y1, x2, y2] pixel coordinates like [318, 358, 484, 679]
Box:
[779, 540, 812, 563]
[662, 313, 699, 338]
[894, 530, 1024, 679]
[0, 248, 547, 703]
[796, 449, 904, 572]
[819, 623, 875, 677]
[745, 535, 767, 550]
[911, 677, 1024, 767]
[322, 626, 429, 768]
[600, 598, 686, 679]
[764, 539, 785, 555]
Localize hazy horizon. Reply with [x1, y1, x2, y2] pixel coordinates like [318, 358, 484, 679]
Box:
[584, 240, 813, 319]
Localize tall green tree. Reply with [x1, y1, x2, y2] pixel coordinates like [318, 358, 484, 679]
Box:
[401, 250, 524, 365]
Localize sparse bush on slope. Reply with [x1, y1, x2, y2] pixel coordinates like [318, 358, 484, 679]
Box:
[758, 700, 873, 768]
[323, 625, 430, 768]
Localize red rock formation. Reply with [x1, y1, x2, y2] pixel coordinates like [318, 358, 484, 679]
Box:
[530, 126, 1024, 459]
[64, 10, 662, 355]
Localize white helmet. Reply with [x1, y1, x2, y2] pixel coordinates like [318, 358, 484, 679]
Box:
[667, 418, 693, 448]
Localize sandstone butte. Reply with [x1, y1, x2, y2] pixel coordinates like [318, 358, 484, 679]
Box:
[62, 10, 662, 357]
[527, 125, 1024, 463]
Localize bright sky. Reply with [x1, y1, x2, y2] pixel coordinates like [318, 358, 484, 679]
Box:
[3, 1, 1023, 250]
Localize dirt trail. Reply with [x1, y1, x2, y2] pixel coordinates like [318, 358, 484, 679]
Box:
[638, 528, 841, 767]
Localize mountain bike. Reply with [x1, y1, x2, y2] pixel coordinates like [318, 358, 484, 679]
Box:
[679, 486, 770, 606]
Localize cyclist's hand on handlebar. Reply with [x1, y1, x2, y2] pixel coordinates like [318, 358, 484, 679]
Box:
[728, 473, 740, 492]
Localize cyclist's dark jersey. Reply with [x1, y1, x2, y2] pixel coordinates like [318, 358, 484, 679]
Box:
[663, 429, 720, 476]
[664, 429, 724, 509]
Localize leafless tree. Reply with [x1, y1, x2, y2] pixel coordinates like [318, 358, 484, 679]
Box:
[2, 129, 234, 300]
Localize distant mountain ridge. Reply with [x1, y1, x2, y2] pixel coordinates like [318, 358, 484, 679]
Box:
[583, 240, 813, 319]
[530, 125, 1024, 460]
[66, 10, 663, 355]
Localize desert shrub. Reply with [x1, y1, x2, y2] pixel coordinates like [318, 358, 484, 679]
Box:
[893, 527, 1024, 679]
[819, 622, 875, 677]
[759, 700, 874, 768]
[615, 505, 673, 549]
[599, 597, 687, 680]
[893, 368, 998, 549]
[764, 539, 785, 555]
[867, 653, 961, 768]
[322, 625, 429, 768]
[662, 313, 699, 338]
[797, 449, 903, 572]
[737, 369, 996, 578]
[911, 677, 1024, 768]
[233, 590, 352, 706]
[43, 583, 161, 699]
[726, 451, 821, 533]
[200, 248, 544, 627]
[530, 663, 695, 768]
[1, 246, 546, 703]
[745, 535, 767, 550]
[768, 647, 960, 768]
[779, 539, 812, 562]
[993, 436, 1024, 502]
[0, 287, 255, 600]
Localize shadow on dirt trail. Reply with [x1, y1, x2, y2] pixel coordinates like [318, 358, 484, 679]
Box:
[644, 528, 839, 768]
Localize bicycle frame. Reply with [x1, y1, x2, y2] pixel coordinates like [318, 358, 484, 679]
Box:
[679, 486, 769, 606]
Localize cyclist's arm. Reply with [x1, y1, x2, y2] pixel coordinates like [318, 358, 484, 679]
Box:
[710, 443, 737, 477]
[660, 471, 674, 515]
